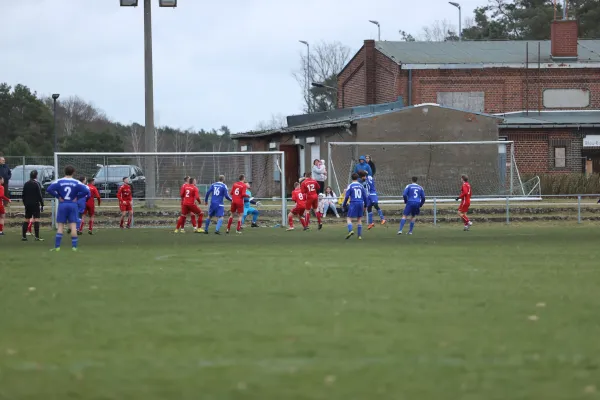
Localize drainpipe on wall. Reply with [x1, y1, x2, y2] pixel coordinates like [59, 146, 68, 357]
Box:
[407, 69, 413, 106]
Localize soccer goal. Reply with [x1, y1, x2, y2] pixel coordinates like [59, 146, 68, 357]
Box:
[53, 152, 287, 228]
[327, 141, 541, 202]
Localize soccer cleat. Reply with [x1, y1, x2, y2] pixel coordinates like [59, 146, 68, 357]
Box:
[88, 230, 93, 235]
[368, 223, 375, 230]
[35, 237, 44, 241]
[464, 225, 470, 231]
[358, 236, 362, 240]
[318, 224, 323, 230]
[215, 231, 221, 235]
[286, 227, 295, 231]
[72, 248, 78, 252]
[77, 231, 83, 236]
[26, 232, 32, 236]
[173, 229, 180, 234]
[226, 229, 230, 234]
[251, 223, 259, 228]
[236, 230, 242, 235]
[408, 232, 413, 235]
[204, 230, 209, 235]
[51, 247, 60, 252]
[397, 231, 402, 235]
[126, 226, 131, 229]
[67, 228, 71, 234]
[0, 232, 4, 236]
[196, 228, 206, 233]
[303, 226, 310, 231]
[381, 219, 387, 225]
[345, 231, 354, 240]
[21, 237, 28, 242]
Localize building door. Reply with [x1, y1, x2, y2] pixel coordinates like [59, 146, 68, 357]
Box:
[280, 145, 299, 196]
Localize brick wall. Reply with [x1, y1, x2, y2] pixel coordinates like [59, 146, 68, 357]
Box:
[338, 43, 600, 112]
[551, 20, 578, 58]
[503, 129, 583, 174]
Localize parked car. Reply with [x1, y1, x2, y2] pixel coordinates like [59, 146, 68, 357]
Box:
[93, 165, 146, 199]
[8, 165, 55, 199]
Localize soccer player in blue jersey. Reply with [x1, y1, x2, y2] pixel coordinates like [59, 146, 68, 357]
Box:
[358, 170, 386, 229]
[242, 183, 261, 228]
[46, 166, 91, 251]
[203, 175, 232, 234]
[399, 177, 426, 235]
[342, 173, 367, 240]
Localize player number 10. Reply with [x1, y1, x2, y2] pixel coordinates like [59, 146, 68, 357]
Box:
[353, 188, 362, 198]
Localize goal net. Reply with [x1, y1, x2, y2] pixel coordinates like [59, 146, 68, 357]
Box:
[328, 141, 540, 201]
[53, 152, 287, 228]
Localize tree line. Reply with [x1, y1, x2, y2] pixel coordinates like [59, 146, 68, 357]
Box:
[0, 83, 234, 157]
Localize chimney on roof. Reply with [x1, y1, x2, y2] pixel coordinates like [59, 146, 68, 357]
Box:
[364, 40, 376, 105]
[551, 19, 578, 59]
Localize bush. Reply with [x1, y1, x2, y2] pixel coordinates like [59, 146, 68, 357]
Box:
[533, 173, 600, 195]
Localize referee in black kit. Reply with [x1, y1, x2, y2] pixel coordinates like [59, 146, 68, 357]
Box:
[21, 170, 44, 241]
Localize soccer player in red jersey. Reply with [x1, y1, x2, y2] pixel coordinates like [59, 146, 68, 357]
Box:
[287, 182, 308, 231]
[456, 174, 473, 231]
[80, 178, 101, 235]
[227, 174, 248, 234]
[0, 177, 10, 236]
[301, 172, 322, 230]
[117, 177, 133, 229]
[175, 178, 204, 233]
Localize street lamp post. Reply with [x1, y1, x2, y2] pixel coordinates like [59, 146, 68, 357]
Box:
[369, 20, 380, 41]
[299, 40, 310, 113]
[119, 0, 177, 207]
[311, 82, 338, 109]
[449, 2, 462, 41]
[52, 94, 60, 153]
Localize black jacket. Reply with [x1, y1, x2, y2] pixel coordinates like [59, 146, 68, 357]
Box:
[0, 164, 10, 181]
[368, 161, 376, 176]
[22, 179, 44, 207]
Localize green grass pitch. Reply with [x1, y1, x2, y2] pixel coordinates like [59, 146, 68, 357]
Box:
[1, 223, 600, 400]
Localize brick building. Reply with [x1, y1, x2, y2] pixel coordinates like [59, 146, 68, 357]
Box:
[337, 19, 600, 174]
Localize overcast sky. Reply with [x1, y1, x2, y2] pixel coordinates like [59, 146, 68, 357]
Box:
[1, 0, 483, 133]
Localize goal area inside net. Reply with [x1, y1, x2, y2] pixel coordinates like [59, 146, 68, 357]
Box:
[53, 152, 287, 227]
[327, 141, 541, 202]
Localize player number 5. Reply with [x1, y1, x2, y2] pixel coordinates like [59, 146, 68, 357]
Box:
[413, 188, 419, 198]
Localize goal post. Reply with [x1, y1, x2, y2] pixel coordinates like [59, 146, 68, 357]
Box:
[53, 151, 287, 228]
[328, 141, 540, 201]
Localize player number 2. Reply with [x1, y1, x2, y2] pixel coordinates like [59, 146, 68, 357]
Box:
[185, 189, 191, 197]
[234, 188, 240, 195]
[353, 188, 362, 198]
[64, 187, 72, 200]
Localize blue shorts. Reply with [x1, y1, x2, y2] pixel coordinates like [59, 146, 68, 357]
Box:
[57, 202, 79, 224]
[209, 204, 225, 218]
[403, 203, 421, 217]
[244, 207, 258, 216]
[369, 194, 379, 204]
[347, 202, 364, 218]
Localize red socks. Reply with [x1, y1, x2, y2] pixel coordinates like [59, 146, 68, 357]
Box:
[237, 220, 241, 231]
[317, 212, 322, 224]
[27, 221, 33, 233]
[288, 215, 294, 228]
[306, 213, 310, 225]
[191, 215, 197, 228]
[461, 215, 470, 225]
[89, 220, 94, 231]
[79, 219, 85, 232]
[227, 217, 233, 230]
[198, 213, 203, 227]
[0, 223, 3, 232]
[300, 216, 307, 228]
[127, 216, 132, 228]
[120, 217, 124, 228]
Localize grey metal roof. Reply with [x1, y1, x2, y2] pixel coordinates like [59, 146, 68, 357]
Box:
[375, 40, 600, 65]
[498, 110, 600, 128]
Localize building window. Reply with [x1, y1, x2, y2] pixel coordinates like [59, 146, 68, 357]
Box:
[437, 92, 484, 113]
[543, 89, 590, 108]
[554, 146, 566, 168]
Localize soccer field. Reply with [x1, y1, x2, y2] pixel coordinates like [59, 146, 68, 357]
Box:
[1, 224, 600, 400]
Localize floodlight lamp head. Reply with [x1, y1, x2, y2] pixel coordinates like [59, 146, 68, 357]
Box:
[299, 40, 308, 46]
[449, 2, 461, 8]
[120, 0, 138, 6]
[52, 93, 60, 100]
[369, 20, 380, 26]
[158, 0, 177, 7]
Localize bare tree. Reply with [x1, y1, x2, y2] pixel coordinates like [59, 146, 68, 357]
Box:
[129, 123, 143, 166]
[255, 113, 287, 131]
[60, 96, 108, 136]
[421, 19, 458, 41]
[292, 41, 351, 113]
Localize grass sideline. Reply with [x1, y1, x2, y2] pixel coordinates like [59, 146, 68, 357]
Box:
[1, 223, 600, 400]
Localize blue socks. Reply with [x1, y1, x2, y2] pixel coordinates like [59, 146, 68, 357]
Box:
[409, 221, 415, 233]
[399, 219, 407, 231]
[55, 233, 63, 249]
[347, 223, 353, 232]
[216, 218, 223, 232]
[204, 219, 210, 232]
[72, 236, 78, 248]
[252, 213, 258, 223]
[378, 210, 385, 220]
[368, 212, 373, 224]
[357, 224, 362, 237]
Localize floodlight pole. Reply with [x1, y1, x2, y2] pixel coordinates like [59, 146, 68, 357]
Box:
[449, 2, 462, 41]
[143, 0, 156, 207]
